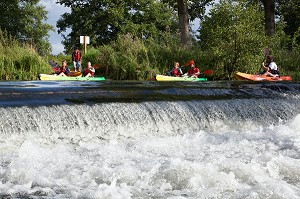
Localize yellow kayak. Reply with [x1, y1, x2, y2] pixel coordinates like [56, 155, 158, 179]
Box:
[156, 74, 207, 81]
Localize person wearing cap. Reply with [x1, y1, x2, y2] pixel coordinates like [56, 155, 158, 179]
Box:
[72, 47, 82, 72]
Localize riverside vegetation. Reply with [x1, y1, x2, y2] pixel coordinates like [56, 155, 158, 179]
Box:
[1, 0, 300, 81]
[1, 29, 300, 81]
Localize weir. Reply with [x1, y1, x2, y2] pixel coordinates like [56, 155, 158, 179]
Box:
[0, 80, 299, 140]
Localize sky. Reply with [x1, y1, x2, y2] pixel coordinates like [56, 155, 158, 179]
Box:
[40, 0, 70, 55]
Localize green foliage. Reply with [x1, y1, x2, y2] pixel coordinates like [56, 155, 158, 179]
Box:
[198, 0, 267, 79]
[160, 0, 214, 21]
[277, 0, 300, 39]
[78, 33, 204, 80]
[94, 34, 157, 80]
[0, 0, 53, 55]
[0, 30, 52, 80]
[57, 0, 177, 52]
[267, 23, 300, 78]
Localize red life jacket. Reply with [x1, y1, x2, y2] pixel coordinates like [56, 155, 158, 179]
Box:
[188, 67, 200, 77]
[172, 68, 181, 76]
[84, 69, 95, 76]
[72, 51, 81, 61]
[60, 66, 70, 75]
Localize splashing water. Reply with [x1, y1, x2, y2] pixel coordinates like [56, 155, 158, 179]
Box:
[0, 81, 300, 198]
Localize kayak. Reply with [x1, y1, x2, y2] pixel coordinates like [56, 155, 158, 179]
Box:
[39, 74, 105, 81]
[156, 75, 207, 81]
[235, 72, 292, 81]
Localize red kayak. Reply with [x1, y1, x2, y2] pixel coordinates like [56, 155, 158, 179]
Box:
[235, 72, 292, 81]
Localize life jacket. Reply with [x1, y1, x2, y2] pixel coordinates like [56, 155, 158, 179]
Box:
[172, 67, 182, 77]
[60, 66, 70, 75]
[84, 68, 95, 76]
[268, 62, 279, 75]
[188, 67, 200, 77]
[72, 51, 81, 61]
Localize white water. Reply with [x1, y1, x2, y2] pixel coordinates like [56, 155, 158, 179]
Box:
[0, 102, 300, 198]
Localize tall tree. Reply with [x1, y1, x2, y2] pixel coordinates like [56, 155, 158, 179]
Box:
[247, 0, 276, 36]
[262, 0, 275, 36]
[163, 0, 213, 46]
[0, 0, 53, 55]
[0, 0, 21, 38]
[57, 0, 177, 52]
[277, 0, 300, 37]
[177, 0, 190, 45]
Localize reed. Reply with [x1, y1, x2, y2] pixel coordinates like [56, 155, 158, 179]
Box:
[90, 33, 204, 80]
[0, 30, 51, 80]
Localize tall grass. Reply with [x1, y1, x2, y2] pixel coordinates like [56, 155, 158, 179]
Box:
[0, 30, 51, 80]
[84, 33, 203, 80]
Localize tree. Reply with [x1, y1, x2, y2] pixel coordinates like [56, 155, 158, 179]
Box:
[0, 0, 21, 38]
[0, 0, 53, 55]
[198, 0, 267, 77]
[163, 0, 213, 46]
[262, 0, 275, 36]
[245, 0, 276, 36]
[277, 0, 300, 38]
[57, 0, 177, 52]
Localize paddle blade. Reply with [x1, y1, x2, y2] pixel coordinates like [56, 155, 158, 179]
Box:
[184, 60, 195, 66]
[203, 69, 213, 75]
[93, 63, 101, 69]
[264, 47, 270, 57]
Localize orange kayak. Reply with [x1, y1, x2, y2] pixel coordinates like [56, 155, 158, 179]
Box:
[235, 72, 292, 81]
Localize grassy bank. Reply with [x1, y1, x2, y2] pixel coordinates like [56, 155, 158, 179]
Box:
[0, 30, 51, 80]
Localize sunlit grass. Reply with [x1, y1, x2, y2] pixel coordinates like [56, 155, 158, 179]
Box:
[0, 30, 52, 80]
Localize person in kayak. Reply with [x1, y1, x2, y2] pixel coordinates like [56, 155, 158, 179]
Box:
[261, 55, 279, 77]
[83, 61, 96, 77]
[185, 63, 200, 78]
[171, 62, 183, 77]
[57, 60, 70, 76]
[166, 62, 183, 76]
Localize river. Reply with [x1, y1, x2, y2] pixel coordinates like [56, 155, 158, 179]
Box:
[0, 80, 299, 198]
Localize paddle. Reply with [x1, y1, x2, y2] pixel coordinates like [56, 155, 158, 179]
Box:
[260, 47, 270, 74]
[263, 47, 270, 62]
[203, 69, 213, 75]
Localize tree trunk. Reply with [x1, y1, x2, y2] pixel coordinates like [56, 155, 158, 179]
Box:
[177, 0, 190, 45]
[262, 0, 275, 36]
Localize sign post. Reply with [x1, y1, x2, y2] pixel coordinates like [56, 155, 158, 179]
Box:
[80, 36, 90, 54]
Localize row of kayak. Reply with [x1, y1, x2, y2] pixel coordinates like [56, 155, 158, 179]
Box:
[154, 72, 292, 82]
[38, 72, 292, 82]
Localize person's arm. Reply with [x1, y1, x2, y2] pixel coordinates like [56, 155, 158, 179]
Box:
[261, 62, 268, 71]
